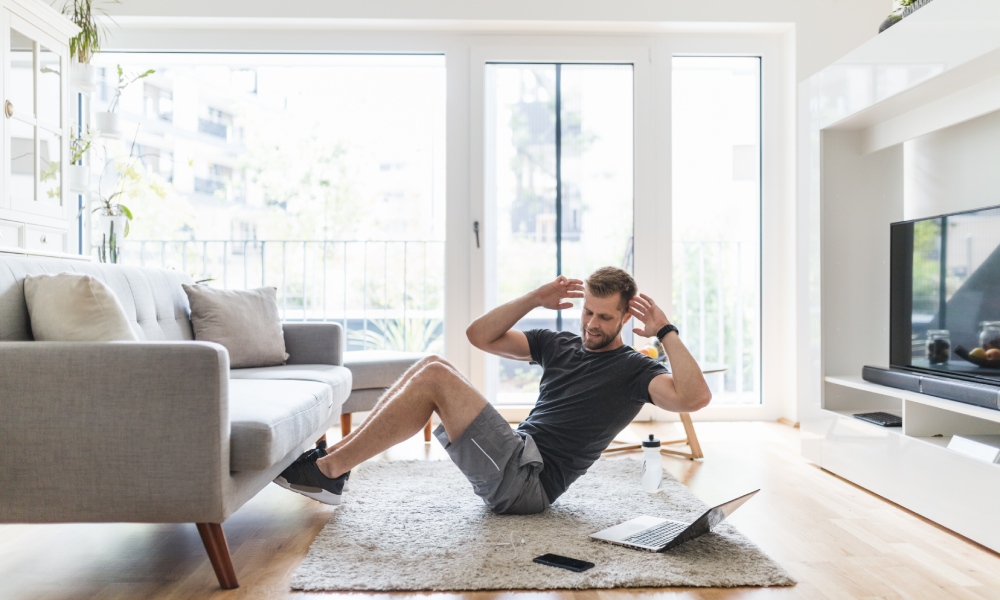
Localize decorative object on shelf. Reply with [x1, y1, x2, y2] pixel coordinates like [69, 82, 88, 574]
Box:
[879, 0, 932, 33]
[926, 329, 951, 365]
[979, 321, 1000, 351]
[59, 0, 116, 92]
[89, 130, 167, 253]
[95, 64, 154, 138]
[96, 219, 121, 263]
[67, 129, 92, 192]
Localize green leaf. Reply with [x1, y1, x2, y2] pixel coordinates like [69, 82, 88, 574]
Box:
[119, 204, 133, 220]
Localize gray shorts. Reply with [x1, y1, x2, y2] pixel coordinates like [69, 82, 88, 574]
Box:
[434, 403, 549, 515]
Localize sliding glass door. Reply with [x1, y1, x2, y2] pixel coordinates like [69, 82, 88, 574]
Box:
[484, 63, 634, 405]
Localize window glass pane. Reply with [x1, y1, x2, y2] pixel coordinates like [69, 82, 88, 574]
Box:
[91, 54, 446, 353]
[8, 29, 33, 120]
[39, 130, 61, 205]
[488, 64, 557, 402]
[38, 44, 60, 127]
[9, 118, 34, 203]
[672, 56, 761, 404]
[486, 63, 634, 404]
[559, 65, 634, 301]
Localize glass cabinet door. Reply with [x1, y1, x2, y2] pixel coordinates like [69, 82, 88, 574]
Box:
[5, 19, 65, 216]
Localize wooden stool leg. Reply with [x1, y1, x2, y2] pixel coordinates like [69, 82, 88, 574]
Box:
[340, 413, 352, 438]
[196, 523, 239, 590]
[679, 413, 703, 459]
[424, 418, 433, 442]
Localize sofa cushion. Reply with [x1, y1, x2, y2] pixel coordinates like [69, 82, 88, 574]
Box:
[23, 273, 139, 342]
[230, 364, 352, 410]
[183, 285, 288, 368]
[344, 350, 426, 390]
[228, 379, 334, 472]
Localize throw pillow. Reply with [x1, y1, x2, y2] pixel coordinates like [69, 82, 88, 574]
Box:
[23, 273, 139, 342]
[182, 285, 288, 368]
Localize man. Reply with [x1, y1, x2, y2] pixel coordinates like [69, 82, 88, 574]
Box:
[275, 266, 711, 514]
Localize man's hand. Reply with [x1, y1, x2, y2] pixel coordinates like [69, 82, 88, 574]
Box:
[534, 275, 584, 311]
[629, 293, 670, 338]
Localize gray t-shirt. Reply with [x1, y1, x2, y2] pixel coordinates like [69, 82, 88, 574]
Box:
[516, 329, 669, 503]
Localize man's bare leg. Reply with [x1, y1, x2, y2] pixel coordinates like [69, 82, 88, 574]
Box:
[328, 355, 464, 452]
[317, 361, 487, 479]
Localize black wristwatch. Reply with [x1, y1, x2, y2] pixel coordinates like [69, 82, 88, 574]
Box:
[656, 324, 679, 340]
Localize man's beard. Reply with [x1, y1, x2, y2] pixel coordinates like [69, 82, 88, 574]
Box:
[581, 321, 624, 351]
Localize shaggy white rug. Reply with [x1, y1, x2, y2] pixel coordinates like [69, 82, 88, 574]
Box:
[291, 459, 795, 591]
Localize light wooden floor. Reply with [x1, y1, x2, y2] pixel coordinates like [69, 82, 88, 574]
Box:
[3, 421, 1000, 600]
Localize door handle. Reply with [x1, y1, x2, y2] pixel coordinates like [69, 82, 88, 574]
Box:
[473, 221, 480, 248]
[4, 100, 13, 119]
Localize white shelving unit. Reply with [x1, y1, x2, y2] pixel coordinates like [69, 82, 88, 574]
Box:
[798, 0, 1000, 552]
[0, 0, 78, 256]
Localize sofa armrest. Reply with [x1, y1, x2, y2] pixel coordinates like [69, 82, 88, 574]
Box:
[282, 322, 345, 366]
[0, 341, 231, 523]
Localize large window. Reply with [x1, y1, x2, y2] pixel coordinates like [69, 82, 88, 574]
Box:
[88, 54, 446, 353]
[485, 63, 634, 404]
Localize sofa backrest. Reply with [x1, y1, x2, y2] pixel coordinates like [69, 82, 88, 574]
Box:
[0, 255, 195, 341]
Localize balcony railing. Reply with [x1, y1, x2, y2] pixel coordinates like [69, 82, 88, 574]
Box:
[673, 240, 760, 403]
[122, 239, 446, 353]
[197, 118, 229, 139]
[117, 238, 758, 402]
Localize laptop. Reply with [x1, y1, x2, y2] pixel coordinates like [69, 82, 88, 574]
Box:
[589, 489, 759, 552]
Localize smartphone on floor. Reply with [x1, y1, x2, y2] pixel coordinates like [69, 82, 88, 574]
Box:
[533, 553, 595, 572]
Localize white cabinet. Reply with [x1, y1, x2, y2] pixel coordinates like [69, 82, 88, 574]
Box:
[798, 0, 1000, 552]
[0, 0, 77, 256]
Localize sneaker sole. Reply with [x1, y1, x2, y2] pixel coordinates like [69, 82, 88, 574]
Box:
[272, 475, 343, 505]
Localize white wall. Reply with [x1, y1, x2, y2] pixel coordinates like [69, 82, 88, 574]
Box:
[103, 0, 891, 82]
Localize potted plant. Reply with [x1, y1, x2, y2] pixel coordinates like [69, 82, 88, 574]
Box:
[59, 0, 116, 92]
[67, 129, 92, 192]
[95, 64, 155, 137]
[90, 133, 167, 262]
[879, 0, 930, 32]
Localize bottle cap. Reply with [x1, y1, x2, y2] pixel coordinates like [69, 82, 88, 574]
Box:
[642, 434, 660, 448]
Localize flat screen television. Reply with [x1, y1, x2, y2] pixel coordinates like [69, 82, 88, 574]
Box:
[890, 204, 1000, 385]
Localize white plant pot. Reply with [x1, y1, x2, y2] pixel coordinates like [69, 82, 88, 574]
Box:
[95, 112, 120, 138]
[94, 214, 128, 247]
[70, 62, 97, 93]
[67, 164, 90, 192]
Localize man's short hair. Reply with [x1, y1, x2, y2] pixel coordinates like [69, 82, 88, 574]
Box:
[585, 267, 637, 312]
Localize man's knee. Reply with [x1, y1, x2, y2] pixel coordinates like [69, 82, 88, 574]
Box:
[414, 360, 461, 386]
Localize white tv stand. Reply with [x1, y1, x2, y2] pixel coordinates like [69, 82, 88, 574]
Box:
[798, 0, 1000, 552]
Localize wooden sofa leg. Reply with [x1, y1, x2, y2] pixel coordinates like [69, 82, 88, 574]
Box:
[316, 433, 328, 450]
[341, 413, 352, 437]
[424, 418, 432, 443]
[196, 522, 239, 590]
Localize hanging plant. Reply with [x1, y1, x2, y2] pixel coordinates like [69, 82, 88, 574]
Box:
[59, 0, 118, 64]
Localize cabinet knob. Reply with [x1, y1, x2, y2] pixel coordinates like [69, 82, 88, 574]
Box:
[40, 235, 47, 243]
[4, 100, 12, 119]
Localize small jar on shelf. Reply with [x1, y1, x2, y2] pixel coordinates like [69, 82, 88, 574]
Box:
[926, 329, 951, 365]
[979, 321, 1000, 351]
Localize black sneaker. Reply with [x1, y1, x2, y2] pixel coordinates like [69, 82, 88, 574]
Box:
[273, 457, 350, 505]
[285, 446, 352, 492]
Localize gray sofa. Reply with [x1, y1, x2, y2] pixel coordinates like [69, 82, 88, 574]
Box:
[0, 254, 352, 590]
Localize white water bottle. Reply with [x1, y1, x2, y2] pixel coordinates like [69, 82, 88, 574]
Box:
[640, 434, 663, 493]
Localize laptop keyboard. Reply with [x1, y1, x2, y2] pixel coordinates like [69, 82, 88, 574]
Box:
[623, 520, 688, 547]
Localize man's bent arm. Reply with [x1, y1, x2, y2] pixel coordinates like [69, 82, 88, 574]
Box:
[466, 275, 584, 361]
[649, 332, 712, 413]
[629, 292, 712, 413]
